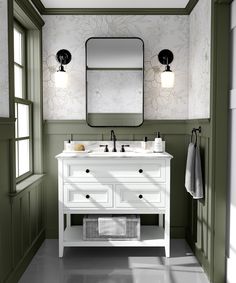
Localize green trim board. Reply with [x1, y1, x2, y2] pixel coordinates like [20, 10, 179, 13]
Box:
[38, 8, 188, 15]
[208, 1, 231, 283]
[8, 0, 14, 120]
[185, 0, 199, 14]
[14, 0, 44, 29]
[31, 0, 198, 15]
[30, 0, 45, 14]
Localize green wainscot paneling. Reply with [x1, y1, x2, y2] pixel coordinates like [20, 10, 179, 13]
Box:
[0, 126, 45, 283]
[0, 139, 12, 283]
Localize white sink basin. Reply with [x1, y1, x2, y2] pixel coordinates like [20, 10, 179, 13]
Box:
[89, 151, 138, 157]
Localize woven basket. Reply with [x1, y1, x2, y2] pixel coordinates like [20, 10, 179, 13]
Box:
[83, 215, 140, 241]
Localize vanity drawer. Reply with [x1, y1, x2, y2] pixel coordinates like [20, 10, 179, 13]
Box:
[64, 183, 113, 208]
[115, 183, 165, 208]
[63, 160, 166, 182]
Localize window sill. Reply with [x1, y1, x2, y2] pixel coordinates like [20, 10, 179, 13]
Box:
[10, 174, 45, 197]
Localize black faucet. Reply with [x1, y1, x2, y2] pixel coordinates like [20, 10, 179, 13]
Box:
[110, 130, 117, 152]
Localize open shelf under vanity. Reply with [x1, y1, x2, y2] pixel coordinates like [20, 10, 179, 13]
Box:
[64, 225, 165, 247]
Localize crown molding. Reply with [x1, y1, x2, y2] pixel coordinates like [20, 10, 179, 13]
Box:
[15, 0, 44, 28]
[30, 0, 46, 14]
[31, 0, 199, 15]
[185, 0, 199, 14]
[213, 0, 232, 3]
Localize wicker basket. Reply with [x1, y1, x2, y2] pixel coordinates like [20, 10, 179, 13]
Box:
[83, 215, 140, 241]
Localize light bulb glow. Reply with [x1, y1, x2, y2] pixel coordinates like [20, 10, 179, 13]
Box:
[161, 71, 175, 88]
[55, 71, 68, 88]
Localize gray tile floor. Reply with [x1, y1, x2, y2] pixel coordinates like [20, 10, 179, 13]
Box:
[19, 239, 209, 283]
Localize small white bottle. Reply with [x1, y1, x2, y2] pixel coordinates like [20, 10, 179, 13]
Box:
[141, 136, 148, 150]
[64, 140, 73, 151]
[153, 132, 163, 153]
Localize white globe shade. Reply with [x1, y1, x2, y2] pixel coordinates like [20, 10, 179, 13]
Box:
[161, 71, 175, 88]
[55, 71, 68, 88]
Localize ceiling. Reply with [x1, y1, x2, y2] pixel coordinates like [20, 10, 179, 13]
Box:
[40, 0, 190, 9]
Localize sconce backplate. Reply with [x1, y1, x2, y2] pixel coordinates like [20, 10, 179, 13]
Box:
[158, 49, 174, 65]
[56, 49, 72, 65]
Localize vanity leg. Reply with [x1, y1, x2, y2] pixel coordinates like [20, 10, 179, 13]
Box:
[159, 214, 164, 227]
[67, 214, 71, 227]
[59, 211, 64, 258]
[165, 211, 170, 257]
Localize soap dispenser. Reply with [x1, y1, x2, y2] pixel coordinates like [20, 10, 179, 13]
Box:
[154, 132, 163, 153]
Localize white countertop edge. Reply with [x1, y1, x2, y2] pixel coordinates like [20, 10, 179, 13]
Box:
[55, 151, 173, 159]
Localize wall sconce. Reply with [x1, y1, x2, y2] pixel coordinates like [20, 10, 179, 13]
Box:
[55, 49, 72, 88]
[158, 49, 175, 88]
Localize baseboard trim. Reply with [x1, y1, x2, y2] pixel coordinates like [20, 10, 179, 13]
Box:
[5, 229, 45, 283]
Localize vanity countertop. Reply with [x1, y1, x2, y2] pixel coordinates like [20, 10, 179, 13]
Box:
[56, 151, 173, 159]
[56, 141, 173, 159]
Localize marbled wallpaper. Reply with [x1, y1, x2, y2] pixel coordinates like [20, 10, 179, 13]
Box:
[0, 0, 9, 117]
[42, 15, 189, 120]
[189, 0, 211, 119]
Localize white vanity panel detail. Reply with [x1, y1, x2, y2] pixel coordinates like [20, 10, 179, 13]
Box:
[56, 151, 172, 258]
[64, 183, 113, 208]
[115, 183, 165, 208]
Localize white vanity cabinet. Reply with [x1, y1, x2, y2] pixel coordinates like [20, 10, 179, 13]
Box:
[56, 152, 172, 258]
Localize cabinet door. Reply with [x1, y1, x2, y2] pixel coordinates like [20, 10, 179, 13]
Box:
[115, 183, 166, 208]
[64, 183, 113, 208]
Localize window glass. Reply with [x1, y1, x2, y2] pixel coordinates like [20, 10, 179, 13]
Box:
[18, 103, 29, 138]
[15, 143, 19, 178]
[18, 139, 30, 176]
[15, 103, 18, 137]
[14, 65, 23, 98]
[14, 28, 22, 65]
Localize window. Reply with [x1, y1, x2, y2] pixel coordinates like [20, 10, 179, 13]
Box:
[14, 23, 33, 181]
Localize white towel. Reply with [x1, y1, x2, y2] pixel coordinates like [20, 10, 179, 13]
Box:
[185, 143, 195, 194]
[98, 217, 126, 236]
[194, 146, 203, 199]
[185, 142, 204, 199]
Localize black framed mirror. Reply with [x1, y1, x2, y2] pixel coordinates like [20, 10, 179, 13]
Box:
[86, 37, 144, 127]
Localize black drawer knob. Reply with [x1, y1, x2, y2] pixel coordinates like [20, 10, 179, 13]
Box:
[85, 194, 90, 199]
[85, 169, 90, 173]
[139, 194, 143, 199]
[139, 169, 143, 173]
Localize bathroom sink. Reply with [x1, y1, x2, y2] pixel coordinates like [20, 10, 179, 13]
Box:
[89, 151, 138, 157]
[88, 150, 166, 158]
